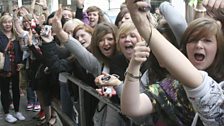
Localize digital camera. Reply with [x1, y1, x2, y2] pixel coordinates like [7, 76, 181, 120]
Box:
[41, 25, 52, 36]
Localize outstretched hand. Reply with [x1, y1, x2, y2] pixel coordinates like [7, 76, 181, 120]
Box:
[52, 5, 63, 34]
[95, 72, 121, 87]
[35, 0, 47, 8]
[202, 0, 224, 20]
[202, 0, 224, 10]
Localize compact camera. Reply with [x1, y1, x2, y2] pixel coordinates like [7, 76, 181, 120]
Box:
[31, 19, 36, 29]
[41, 25, 52, 36]
[101, 87, 116, 95]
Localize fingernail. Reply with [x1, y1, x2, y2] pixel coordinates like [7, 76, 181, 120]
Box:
[139, 5, 151, 12]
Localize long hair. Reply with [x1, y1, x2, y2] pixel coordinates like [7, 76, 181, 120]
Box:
[90, 22, 118, 65]
[0, 15, 17, 40]
[180, 17, 224, 82]
[73, 24, 93, 49]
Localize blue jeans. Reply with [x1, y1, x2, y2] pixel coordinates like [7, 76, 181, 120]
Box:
[26, 86, 38, 105]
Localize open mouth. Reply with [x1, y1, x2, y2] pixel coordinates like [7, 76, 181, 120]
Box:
[104, 47, 111, 51]
[125, 45, 134, 50]
[194, 53, 205, 61]
[80, 41, 86, 45]
[89, 19, 95, 22]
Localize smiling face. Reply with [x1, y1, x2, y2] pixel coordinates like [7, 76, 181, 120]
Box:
[117, 22, 142, 60]
[1, 17, 13, 32]
[186, 35, 217, 70]
[75, 29, 92, 48]
[118, 29, 141, 60]
[88, 11, 99, 28]
[98, 33, 116, 57]
[22, 20, 31, 30]
[90, 22, 118, 63]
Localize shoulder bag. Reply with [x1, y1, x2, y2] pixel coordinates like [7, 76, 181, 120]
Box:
[0, 40, 12, 70]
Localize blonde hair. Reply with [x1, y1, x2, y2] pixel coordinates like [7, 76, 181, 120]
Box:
[63, 18, 84, 34]
[0, 15, 13, 29]
[116, 21, 140, 51]
[0, 15, 17, 40]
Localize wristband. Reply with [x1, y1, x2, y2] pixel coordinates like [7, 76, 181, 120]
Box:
[194, 8, 206, 13]
[124, 71, 142, 79]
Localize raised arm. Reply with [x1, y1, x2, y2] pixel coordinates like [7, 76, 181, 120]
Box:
[202, 0, 224, 25]
[36, 0, 49, 17]
[12, 8, 25, 35]
[75, 0, 85, 20]
[52, 7, 102, 77]
[30, 0, 36, 14]
[159, 1, 187, 44]
[126, 0, 202, 88]
[121, 41, 153, 117]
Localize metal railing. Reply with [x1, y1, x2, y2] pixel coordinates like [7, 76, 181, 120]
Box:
[54, 72, 137, 126]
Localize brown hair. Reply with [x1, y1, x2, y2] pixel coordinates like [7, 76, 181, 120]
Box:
[73, 24, 93, 38]
[115, 8, 129, 27]
[62, 6, 75, 18]
[90, 22, 118, 65]
[180, 17, 224, 82]
[86, 6, 107, 24]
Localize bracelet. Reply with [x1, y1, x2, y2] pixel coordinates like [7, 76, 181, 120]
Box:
[124, 71, 142, 79]
[194, 8, 206, 13]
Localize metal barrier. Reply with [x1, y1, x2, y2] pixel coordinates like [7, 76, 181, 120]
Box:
[53, 73, 137, 126]
[52, 101, 77, 126]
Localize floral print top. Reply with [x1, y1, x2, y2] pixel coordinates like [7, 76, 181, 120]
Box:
[144, 77, 203, 126]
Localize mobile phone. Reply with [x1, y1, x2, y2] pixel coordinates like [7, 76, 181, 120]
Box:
[101, 75, 111, 82]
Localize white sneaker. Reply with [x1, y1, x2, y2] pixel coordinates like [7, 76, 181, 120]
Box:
[5, 114, 17, 123]
[15, 112, 25, 121]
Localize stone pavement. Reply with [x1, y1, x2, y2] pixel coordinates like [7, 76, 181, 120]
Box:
[0, 92, 62, 126]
